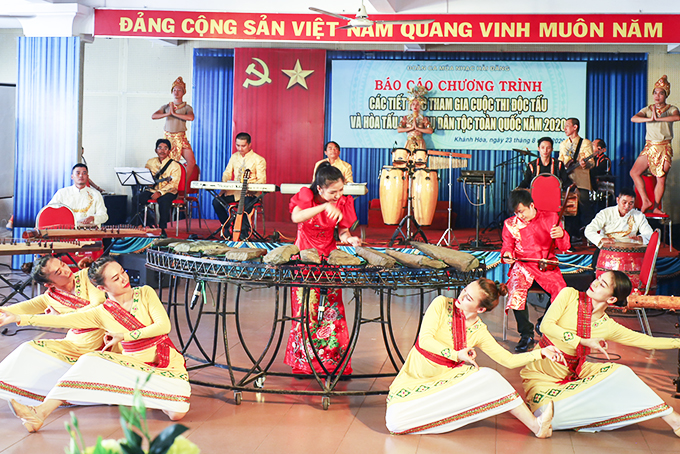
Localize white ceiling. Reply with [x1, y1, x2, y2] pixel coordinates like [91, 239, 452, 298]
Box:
[2, 1, 680, 37]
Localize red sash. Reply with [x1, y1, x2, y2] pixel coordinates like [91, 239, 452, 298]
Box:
[46, 286, 98, 335]
[539, 292, 592, 383]
[103, 295, 179, 369]
[415, 299, 466, 368]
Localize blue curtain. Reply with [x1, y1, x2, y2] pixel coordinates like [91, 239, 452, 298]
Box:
[192, 49, 234, 221]
[325, 52, 647, 229]
[13, 37, 82, 267]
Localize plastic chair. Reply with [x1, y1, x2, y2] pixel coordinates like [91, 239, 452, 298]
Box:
[172, 164, 203, 236]
[530, 173, 562, 213]
[636, 229, 661, 335]
[36, 204, 76, 228]
[634, 174, 672, 251]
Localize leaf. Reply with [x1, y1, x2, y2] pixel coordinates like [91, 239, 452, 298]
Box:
[147, 424, 189, 454]
[119, 443, 145, 454]
[120, 419, 143, 448]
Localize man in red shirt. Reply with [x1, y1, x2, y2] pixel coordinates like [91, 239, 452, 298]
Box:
[501, 189, 571, 352]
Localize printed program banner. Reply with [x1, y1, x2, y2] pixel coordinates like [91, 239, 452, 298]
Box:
[330, 60, 587, 151]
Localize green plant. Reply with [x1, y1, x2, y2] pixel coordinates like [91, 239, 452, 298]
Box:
[65, 375, 197, 454]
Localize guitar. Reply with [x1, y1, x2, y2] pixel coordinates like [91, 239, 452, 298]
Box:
[565, 151, 600, 174]
[221, 169, 253, 241]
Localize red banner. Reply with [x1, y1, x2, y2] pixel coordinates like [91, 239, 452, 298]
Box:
[95, 9, 680, 44]
[233, 48, 326, 222]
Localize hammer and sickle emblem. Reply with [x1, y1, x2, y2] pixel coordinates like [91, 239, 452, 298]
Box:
[242, 58, 271, 88]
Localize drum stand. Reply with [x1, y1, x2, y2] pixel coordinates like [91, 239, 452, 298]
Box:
[389, 162, 428, 246]
[437, 154, 459, 247]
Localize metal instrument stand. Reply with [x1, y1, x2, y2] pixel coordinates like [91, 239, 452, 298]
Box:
[389, 161, 428, 246]
[437, 153, 459, 247]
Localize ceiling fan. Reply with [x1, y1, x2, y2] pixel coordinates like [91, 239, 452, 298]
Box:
[309, 1, 434, 30]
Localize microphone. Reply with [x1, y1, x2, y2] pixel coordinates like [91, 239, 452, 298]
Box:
[189, 282, 202, 310]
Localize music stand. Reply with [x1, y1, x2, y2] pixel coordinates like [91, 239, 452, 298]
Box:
[115, 167, 154, 225]
[388, 161, 428, 247]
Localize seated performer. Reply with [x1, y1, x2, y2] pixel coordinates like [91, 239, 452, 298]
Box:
[521, 271, 680, 435]
[284, 163, 360, 375]
[151, 76, 196, 189]
[312, 141, 353, 183]
[518, 137, 569, 189]
[589, 138, 612, 191]
[0, 256, 191, 432]
[47, 164, 108, 226]
[386, 278, 562, 437]
[558, 117, 595, 241]
[213, 132, 267, 226]
[502, 189, 570, 353]
[0, 256, 106, 406]
[584, 187, 653, 247]
[630, 75, 680, 214]
[138, 139, 181, 236]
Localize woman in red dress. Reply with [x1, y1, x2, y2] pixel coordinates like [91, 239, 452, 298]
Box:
[284, 162, 361, 375]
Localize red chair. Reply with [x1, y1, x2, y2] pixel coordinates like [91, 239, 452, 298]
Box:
[636, 229, 661, 335]
[35, 205, 102, 266]
[634, 174, 672, 251]
[172, 164, 203, 236]
[35, 205, 76, 228]
[530, 174, 562, 213]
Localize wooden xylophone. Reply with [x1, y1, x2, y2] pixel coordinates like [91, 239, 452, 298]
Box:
[0, 238, 103, 256]
[22, 225, 162, 240]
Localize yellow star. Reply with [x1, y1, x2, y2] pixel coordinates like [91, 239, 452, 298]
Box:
[281, 59, 314, 89]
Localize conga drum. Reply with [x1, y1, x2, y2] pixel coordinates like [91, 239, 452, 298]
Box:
[412, 168, 439, 226]
[391, 148, 410, 168]
[596, 242, 656, 292]
[562, 190, 578, 216]
[413, 149, 429, 167]
[379, 166, 408, 225]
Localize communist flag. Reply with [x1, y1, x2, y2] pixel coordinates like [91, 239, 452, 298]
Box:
[233, 48, 326, 223]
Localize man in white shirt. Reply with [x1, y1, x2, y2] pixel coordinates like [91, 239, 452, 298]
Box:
[47, 164, 108, 226]
[584, 187, 653, 264]
[213, 132, 267, 226]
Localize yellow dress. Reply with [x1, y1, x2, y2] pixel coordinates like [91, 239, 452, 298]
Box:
[521, 287, 680, 431]
[17, 286, 190, 412]
[0, 269, 107, 405]
[386, 295, 542, 434]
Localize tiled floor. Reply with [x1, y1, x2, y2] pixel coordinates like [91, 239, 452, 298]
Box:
[1, 272, 680, 453]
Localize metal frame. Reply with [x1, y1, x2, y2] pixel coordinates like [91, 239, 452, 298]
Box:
[147, 246, 483, 409]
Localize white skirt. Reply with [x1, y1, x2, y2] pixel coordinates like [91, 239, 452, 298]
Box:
[386, 367, 524, 434]
[0, 342, 75, 406]
[535, 365, 673, 431]
[46, 353, 191, 413]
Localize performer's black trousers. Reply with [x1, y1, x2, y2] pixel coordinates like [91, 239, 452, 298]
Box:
[138, 191, 176, 229]
[513, 307, 535, 338]
[212, 195, 259, 225]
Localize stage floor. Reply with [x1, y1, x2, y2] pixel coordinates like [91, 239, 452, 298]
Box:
[0, 273, 679, 454]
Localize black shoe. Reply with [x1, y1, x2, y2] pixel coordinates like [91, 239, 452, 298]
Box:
[160, 229, 168, 239]
[514, 335, 535, 353]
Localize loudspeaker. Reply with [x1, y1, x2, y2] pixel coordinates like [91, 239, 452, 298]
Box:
[117, 253, 169, 289]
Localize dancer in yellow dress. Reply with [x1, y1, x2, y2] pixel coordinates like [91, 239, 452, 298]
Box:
[521, 271, 680, 435]
[0, 256, 190, 432]
[386, 277, 563, 437]
[0, 256, 106, 405]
